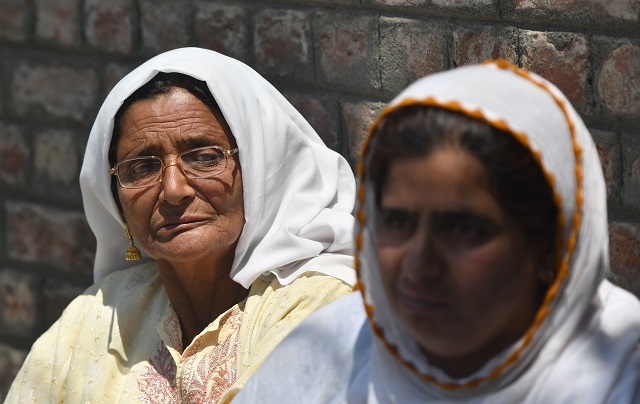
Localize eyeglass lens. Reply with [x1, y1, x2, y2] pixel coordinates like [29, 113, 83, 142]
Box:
[117, 147, 227, 188]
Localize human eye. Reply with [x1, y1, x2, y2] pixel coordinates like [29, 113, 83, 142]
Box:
[435, 215, 494, 247]
[122, 158, 160, 180]
[183, 147, 224, 167]
[377, 208, 417, 240]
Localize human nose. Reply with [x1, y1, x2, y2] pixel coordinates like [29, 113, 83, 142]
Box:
[159, 160, 195, 205]
[404, 226, 443, 279]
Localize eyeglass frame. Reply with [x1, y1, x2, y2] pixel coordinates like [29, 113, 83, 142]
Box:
[109, 145, 239, 189]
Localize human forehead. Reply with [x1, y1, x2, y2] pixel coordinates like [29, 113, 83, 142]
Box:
[380, 148, 493, 209]
[116, 88, 233, 158]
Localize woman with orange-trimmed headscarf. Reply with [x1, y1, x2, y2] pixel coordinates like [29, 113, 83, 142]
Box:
[232, 61, 640, 403]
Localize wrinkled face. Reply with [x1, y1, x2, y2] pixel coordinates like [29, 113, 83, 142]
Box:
[115, 88, 244, 266]
[376, 147, 542, 377]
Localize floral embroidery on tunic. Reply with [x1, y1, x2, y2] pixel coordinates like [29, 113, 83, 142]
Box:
[138, 343, 180, 403]
[164, 309, 183, 352]
[137, 306, 243, 403]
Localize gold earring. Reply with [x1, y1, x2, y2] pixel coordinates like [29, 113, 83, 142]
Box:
[125, 227, 141, 261]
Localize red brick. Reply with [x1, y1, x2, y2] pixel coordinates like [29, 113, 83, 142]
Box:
[287, 95, 337, 150]
[621, 133, 640, 208]
[521, 31, 590, 110]
[592, 130, 620, 199]
[342, 101, 386, 160]
[254, 9, 312, 80]
[453, 27, 518, 67]
[608, 222, 640, 297]
[35, 0, 79, 46]
[0, 343, 28, 400]
[84, 0, 134, 54]
[517, 0, 639, 22]
[370, 0, 492, 5]
[380, 18, 446, 96]
[104, 63, 132, 96]
[195, 3, 248, 62]
[598, 43, 640, 115]
[12, 64, 99, 122]
[0, 0, 27, 41]
[140, 0, 190, 53]
[315, 13, 380, 92]
[34, 129, 78, 185]
[6, 203, 95, 276]
[432, 0, 493, 5]
[0, 123, 30, 186]
[369, 0, 429, 4]
[41, 279, 86, 328]
[0, 270, 39, 333]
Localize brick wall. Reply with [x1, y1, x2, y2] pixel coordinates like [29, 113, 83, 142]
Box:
[0, 0, 638, 397]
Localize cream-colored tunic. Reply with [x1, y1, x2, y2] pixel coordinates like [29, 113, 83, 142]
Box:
[6, 262, 352, 403]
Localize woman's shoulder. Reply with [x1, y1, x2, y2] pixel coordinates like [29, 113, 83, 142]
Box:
[248, 253, 356, 292]
[234, 292, 371, 403]
[95, 261, 160, 293]
[54, 262, 162, 325]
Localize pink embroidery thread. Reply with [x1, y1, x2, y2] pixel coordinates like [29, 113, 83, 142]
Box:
[137, 308, 243, 403]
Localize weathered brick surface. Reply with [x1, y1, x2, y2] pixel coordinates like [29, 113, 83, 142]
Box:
[1, 0, 640, 392]
[6, 203, 95, 276]
[0, 0, 28, 41]
[592, 130, 621, 201]
[0, 270, 39, 336]
[380, 17, 447, 96]
[140, 0, 190, 53]
[453, 27, 518, 67]
[35, 0, 79, 46]
[598, 42, 640, 116]
[84, 0, 134, 54]
[41, 279, 87, 328]
[195, 3, 249, 63]
[0, 123, 30, 186]
[0, 343, 27, 399]
[516, 0, 640, 22]
[343, 101, 386, 161]
[11, 64, 99, 122]
[34, 129, 78, 186]
[104, 63, 132, 96]
[254, 9, 312, 81]
[369, 0, 493, 6]
[287, 94, 338, 150]
[431, 0, 493, 6]
[521, 31, 590, 111]
[315, 13, 381, 93]
[609, 222, 640, 297]
[621, 133, 640, 210]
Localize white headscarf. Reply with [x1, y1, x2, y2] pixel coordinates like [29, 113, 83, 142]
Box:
[80, 47, 356, 288]
[354, 60, 640, 401]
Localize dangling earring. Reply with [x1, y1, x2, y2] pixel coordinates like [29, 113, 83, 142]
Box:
[125, 227, 141, 261]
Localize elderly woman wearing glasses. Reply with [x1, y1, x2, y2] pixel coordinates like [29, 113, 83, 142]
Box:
[6, 48, 356, 403]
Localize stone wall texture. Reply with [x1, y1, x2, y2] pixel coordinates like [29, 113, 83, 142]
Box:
[0, 0, 639, 398]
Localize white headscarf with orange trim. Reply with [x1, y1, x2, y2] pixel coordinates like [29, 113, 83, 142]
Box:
[80, 47, 356, 288]
[352, 61, 640, 401]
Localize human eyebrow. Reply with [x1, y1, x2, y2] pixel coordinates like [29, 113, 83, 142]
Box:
[174, 136, 221, 150]
[433, 210, 488, 222]
[432, 210, 500, 232]
[128, 145, 161, 158]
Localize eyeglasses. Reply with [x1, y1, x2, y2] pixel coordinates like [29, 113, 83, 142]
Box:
[109, 146, 239, 189]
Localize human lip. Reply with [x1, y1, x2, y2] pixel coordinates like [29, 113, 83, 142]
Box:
[155, 216, 212, 236]
[396, 289, 448, 314]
